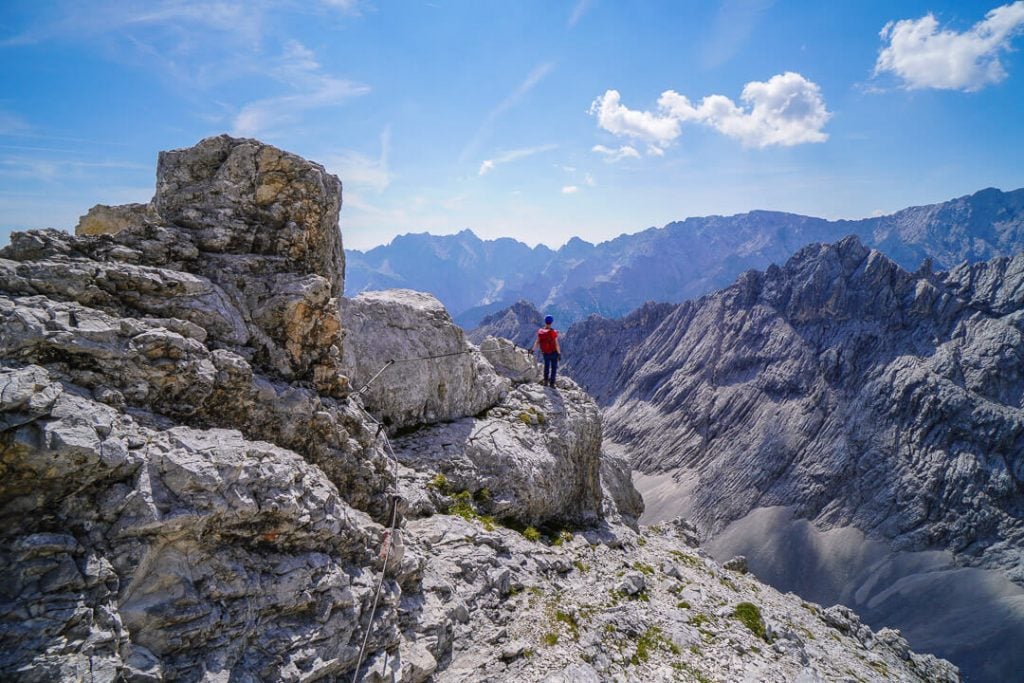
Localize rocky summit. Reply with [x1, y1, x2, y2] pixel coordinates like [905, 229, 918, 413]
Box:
[562, 236, 1024, 682]
[0, 136, 958, 682]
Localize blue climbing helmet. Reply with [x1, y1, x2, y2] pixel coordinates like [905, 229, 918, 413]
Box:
[544, 315, 554, 325]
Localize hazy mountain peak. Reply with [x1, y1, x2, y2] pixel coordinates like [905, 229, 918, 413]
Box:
[347, 187, 1024, 328]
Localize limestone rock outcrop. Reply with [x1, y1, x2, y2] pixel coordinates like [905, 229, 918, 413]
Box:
[341, 289, 507, 430]
[394, 379, 604, 527]
[75, 203, 158, 237]
[155, 134, 345, 294]
[476, 335, 540, 384]
[0, 364, 401, 682]
[396, 516, 958, 683]
[0, 138, 955, 682]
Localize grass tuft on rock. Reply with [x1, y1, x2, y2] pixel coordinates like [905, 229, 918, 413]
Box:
[733, 602, 767, 641]
[630, 625, 680, 665]
[427, 472, 449, 493]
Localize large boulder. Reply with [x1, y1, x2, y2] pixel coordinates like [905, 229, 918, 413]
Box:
[477, 335, 540, 384]
[341, 289, 507, 430]
[154, 134, 345, 295]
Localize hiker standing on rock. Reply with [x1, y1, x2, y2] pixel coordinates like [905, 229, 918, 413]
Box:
[531, 314, 561, 387]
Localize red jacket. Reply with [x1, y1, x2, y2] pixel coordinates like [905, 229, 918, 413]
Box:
[537, 328, 558, 354]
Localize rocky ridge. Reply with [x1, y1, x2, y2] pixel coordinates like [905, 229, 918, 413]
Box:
[0, 137, 957, 681]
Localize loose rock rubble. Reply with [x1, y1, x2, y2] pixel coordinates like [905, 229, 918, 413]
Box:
[400, 516, 959, 683]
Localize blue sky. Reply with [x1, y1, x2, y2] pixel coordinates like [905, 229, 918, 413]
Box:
[2, 1, 1023, 250]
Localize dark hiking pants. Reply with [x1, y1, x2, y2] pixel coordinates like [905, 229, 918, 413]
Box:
[543, 352, 559, 385]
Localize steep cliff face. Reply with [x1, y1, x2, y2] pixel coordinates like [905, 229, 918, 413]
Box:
[562, 236, 1024, 682]
[0, 139, 957, 682]
[594, 237, 1024, 577]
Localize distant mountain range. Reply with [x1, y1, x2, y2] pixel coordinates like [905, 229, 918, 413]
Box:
[557, 237, 1024, 683]
[346, 187, 1024, 326]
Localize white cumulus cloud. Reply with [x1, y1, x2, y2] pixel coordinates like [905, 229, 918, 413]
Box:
[590, 72, 830, 151]
[588, 90, 681, 147]
[561, 185, 579, 194]
[875, 2, 1024, 91]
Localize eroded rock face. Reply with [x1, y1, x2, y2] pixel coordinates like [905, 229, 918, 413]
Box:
[590, 238, 1024, 578]
[341, 289, 507, 430]
[564, 235, 1023, 680]
[0, 365, 403, 682]
[394, 379, 604, 528]
[155, 134, 345, 293]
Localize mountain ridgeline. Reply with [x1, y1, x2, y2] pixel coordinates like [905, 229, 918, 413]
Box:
[558, 237, 1024, 682]
[347, 187, 1024, 326]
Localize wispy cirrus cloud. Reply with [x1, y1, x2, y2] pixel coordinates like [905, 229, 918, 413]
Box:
[479, 144, 558, 176]
[591, 144, 641, 162]
[590, 72, 830, 152]
[699, 0, 775, 69]
[1, 1, 364, 48]
[461, 62, 555, 163]
[568, 0, 595, 28]
[232, 40, 369, 137]
[323, 126, 393, 193]
[1, 1, 366, 96]
[0, 111, 31, 136]
[874, 2, 1024, 91]
[0, 156, 146, 182]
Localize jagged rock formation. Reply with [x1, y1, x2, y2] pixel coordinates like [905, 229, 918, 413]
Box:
[563, 236, 1024, 682]
[467, 300, 544, 349]
[0, 138, 958, 682]
[591, 237, 1024, 574]
[0, 136, 407, 680]
[347, 187, 1024, 325]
